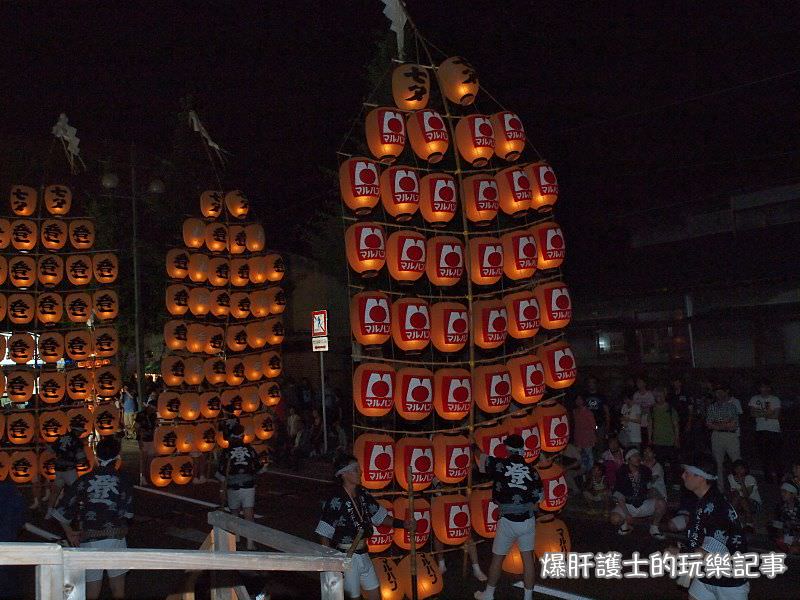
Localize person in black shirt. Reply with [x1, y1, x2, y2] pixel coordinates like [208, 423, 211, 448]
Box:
[46, 422, 87, 515]
[215, 424, 260, 550]
[475, 435, 543, 600]
[135, 397, 157, 486]
[316, 454, 415, 600]
[584, 376, 610, 450]
[609, 448, 666, 539]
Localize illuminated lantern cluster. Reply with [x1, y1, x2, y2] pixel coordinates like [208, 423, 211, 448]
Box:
[158, 190, 284, 485]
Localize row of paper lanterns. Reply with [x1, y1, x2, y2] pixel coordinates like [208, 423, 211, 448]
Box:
[341, 159, 557, 220]
[345, 222, 564, 282]
[156, 383, 281, 419]
[0, 446, 97, 484]
[0, 290, 118, 324]
[1, 366, 121, 402]
[0, 252, 117, 288]
[152, 413, 275, 457]
[149, 441, 270, 487]
[165, 249, 283, 284]
[162, 319, 284, 356]
[1, 404, 120, 445]
[0, 327, 117, 363]
[165, 286, 285, 318]
[181, 218, 266, 253]
[6, 184, 74, 217]
[197, 190, 251, 220]
[0, 218, 97, 252]
[161, 352, 283, 387]
[349, 289, 572, 351]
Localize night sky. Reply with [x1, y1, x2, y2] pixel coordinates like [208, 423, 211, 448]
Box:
[1, 1, 798, 292]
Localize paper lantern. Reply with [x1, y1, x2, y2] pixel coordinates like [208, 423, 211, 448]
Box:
[36, 254, 64, 287]
[365, 107, 406, 163]
[65, 331, 92, 361]
[472, 299, 508, 349]
[205, 222, 228, 252]
[200, 190, 224, 218]
[394, 367, 433, 421]
[537, 463, 568, 512]
[535, 515, 571, 557]
[354, 433, 394, 490]
[6, 370, 34, 403]
[207, 258, 230, 287]
[398, 553, 443, 600]
[253, 411, 275, 440]
[391, 298, 430, 353]
[538, 341, 577, 390]
[150, 457, 175, 487]
[263, 254, 285, 282]
[41, 219, 68, 249]
[247, 256, 268, 284]
[65, 369, 92, 400]
[526, 161, 559, 212]
[176, 424, 197, 453]
[224, 190, 249, 218]
[490, 111, 526, 161]
[230, 258, 250, 287]
[537, 400, 570, 453]
[419, 173, 457, 226]
[264, 317, 285, 346]
[8, 293, 34, 324]
[0, 293, 5, 322]
[66, 255, 92, 286]
[69, 219, 95, 250]
[394, 437, 434, 492]
[92, 327, 118, 358]
[207, 325, 227, 354]
[345, 223, 386, 278]
[158, 392, 181, 419]
[433, 368, 472, 420]
[92, 290, 119, 321]
[469, 237, 503, 286]
[241, 386, 261, 412]
[0, 452, 8, 481]
[407, 110, 449, 163]
[166, 284, 190, 316]
[0, 219, 9, 248]
[501, 230, 537, 280]
[38, 333, 65, 364]
[371, 558, 404, 600]
[9, 451, 37, 483]
[229, 292, 250, 319]
[94, 404, 120, 435]
[8, 333, 35, 364]
[39, 448, 57, 482]
[183, 357, 204, 385]
[505, 412, 541, 463]
[228, 225, 247, 255]
[172, 456, 195, 485]
[455, 114, 494, 167]
[531, 221, 565, 270]
[44, 184, 72, 215]
[164, 320, 187, 351]
[225, 357, 246, 387]
[10, 185, 36, 215]
[353, 363, 394, 417]
[243, 354, 264, 381]
[181, 218, 204, 248]
[474, 423, 509, 459]
[263, 287, 286, 315]
[433, 434, 470, 484]
[502, 545, 525, 574]
[7, 413, 35, 445]
[430, 302, 468, 352]
[196, 424, 218, 453]
[9, 256, 36, 288]
[469, 488, 500, 539]
[496, 166, 532, 217]
[339, 157, 381, 214]
[245, 223, 265, 251]
[95, 366, 122, 398]
[92, 253, 118, 284]
[380, 166, 420, 221]
[203, 358, 226, 385]
[259, 381, 281, 407]
[66, 408, 93, 438]
[504, 291, 540, 339]
[165, 249, 189, 279]
[0, 256, 6, 284]
[198, 391, 220, 420]
[392, 63, 430, 110]
[161, 355, 185, 387]
[460, 174, 499, 226]
[187, 287, 211, 317]
[392, 497, 432, 550]
[386, 230, 426, 283]
[34, 292, 62, 325]
[261, 351, 282, 378]
[187, 253, 209, 284]
[431, 494, 471, 545]
[154, 426, 179, 456]
[438, 56, 479, 104]
[365, 499, 394, 553]
[535, 281, 572, 330]
[424, 237, 463, 288]
[11, 219, 37, 250]
[473, 364, 512, 413]
[350, 292, 391, 347]
[507, 355, 546, 406]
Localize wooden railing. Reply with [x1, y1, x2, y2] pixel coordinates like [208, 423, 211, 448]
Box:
[0, 511, 349, 600]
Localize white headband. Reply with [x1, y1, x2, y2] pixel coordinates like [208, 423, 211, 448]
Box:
[97, 456, 119, 467]
[682, 465, 717, 480]
[336, 462, 360, 477]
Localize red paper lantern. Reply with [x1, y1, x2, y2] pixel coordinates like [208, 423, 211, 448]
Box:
[507, 354, 547, 405]
[473, 364, 512, 414]
[350, 292, 391, 348]
[469, 488, 500, 538]
[433, 368, 472, 420]
[525, 161, 559, 212]
[455, 114, 494, 167]
[365, 107, 406, 163]
[392, 63, 430, 110]
[345, 222, 385, 277]
[394, 437, 434, 492]
[419, 173, 457, 227]
[472, 299, 508, 350]
[380, 166, 420, 221]
[501, 230, 537, 280]
[394, 367, 433, 421]
[339, 157, 381, 214]
[460, 174, 499, 226]
[425, 236, 464, 286]
[496, 166, 532, 217]
[531, 221, 565, 270]
[490, 111, 526, 161]
[393, 497, 432, 550]
[354, 433, 394, 490]
[469, 237, 503, 286]
[367, 500, 394, 553]
[537, 400, 570, 453]
[430, 302, 468, 352]
[391, 297, 431, 353]
[438, 56, 479, 105]
[474, 423, 509, 459]
[537, 463, 568, 513]
[386, 230, 426, 283]
[431, 494, 471, 545]
[407, 110, 449, 163]
[534, 281, 572, 330]
[432, 434, 470, 484]
[353, 363, 395, 418]
[505, 412, 541, 463]
[538, 341, 577, 390]
[503, 291, 540, 339]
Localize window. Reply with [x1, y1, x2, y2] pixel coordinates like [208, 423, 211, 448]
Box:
[596, 330, 625, 355]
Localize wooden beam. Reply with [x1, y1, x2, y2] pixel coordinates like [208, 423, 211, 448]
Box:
[211, 527, 236, 600]
[0, 543, 62, 565]
[36, 563, 64, 600]
[320, 571, 344, 600]
[63, 566, 86, 600]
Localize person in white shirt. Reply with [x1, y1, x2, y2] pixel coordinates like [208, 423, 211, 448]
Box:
[619, 395, 642, 449]
[748, 380, 782, 483]
[632, 378, 655, 443]
[642, 446, 667, 499]
[727, 459, 761, 530]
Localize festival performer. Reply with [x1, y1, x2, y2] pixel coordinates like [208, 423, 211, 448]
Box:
[215, 423, 260, 550]
[46, 421, 87, 516]
[52, 437, 134, 600]
[474, 434, 543, 600]
[315, 454, 416, 600]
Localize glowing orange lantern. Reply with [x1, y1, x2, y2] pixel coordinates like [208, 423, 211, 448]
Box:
[496, 165, 532, 217]
[93, 404, 120, 435]
[386, 230, 426, 283]
[395, 437, 434, 492]
[425, 236, 463, 287]
[207, 258, 230, 287]
[204, 358, 226, 385]
[535, 281, 572, 330]
[534, 515, 571, 557]
[472, 299, 507, 349]
[474, 423, 509, 459]
[397, 553, 443, 600]
[150, 457, 175, 487]
[172, 456, 195, 485]
[473, 364, 512, 414]
[432, 434, 470, 484]
[230, 258, 250, 286]
[455, 114, 493, 167]
[8, 333, 34, 364]
[261, 351, 282, 378]
[501, 229, 537, 280]
[229, 292, 250, 319]
[366, 499, 394, 553]
[505, 412, 541, 463]
[259, 381, 281, 407]
[438, 56, 479, 105]
[39, 448, 57, 482]
[241, 387, 260, 412]
[35, 292, 62, 325]
[188, 287, 211, 316]
[380, 166, 420, 221]
[37, 254, 64, 287]
[200, 190, 224, 218]
[354, 433, 394, 490]
[164, 320, 187, 351]
[391, 298, 430, 353]
[225, 357, 246, 386]
[525, 161, 559, 212]
[245, 223, 265, 251]
[537, 400, 570, 453]
[531, 221, 565, 270]
[490, 111, 526, 161]
[92, 290, 119, 321]
[504, 291, 540, 339]
[469, 488, 499, 538]
[183, 218, 205, 248]
[8, 293, 35, 324]
[503, 544, 525, 574]
[469, 237, 503, 286]
[263, 254, 285, 282]
[537, 462, 568, 512]
[225, 190, 249, 218]
[264, 317, 284, 346]
[247, 256, 268, 284]
[9, 256, 36, 288]
[200, 392, 221, 419]
[5, 370, 33, 403]
[339, 157, 381, 214]
[392, 63, 430, 110]
[11, 219, 37, 251]
[38, 333, 65, 364]
[154, 426, 179, 456]
[175, 424, 197, 453]
[187, 253, 209, 283]
[9, 451, 37, 483]
[183, 357, 204, 385]
[407, 110, 449, 163]
[92, 253, 118, 284]
[419, 173, 457, 226]
[538, 341, 576, 390]
[371, 558, 403, 600]
[158, 392, 181, 419]
[44, 184, 72, 215]
[66, 369, 92, 401]
[184, 323, 206, 354]
[69, 219, 95, 250]
[66, 255, 92, 286]
[205, 222, 228, 252]
[353, 363, 394, 417]
[243, 355, 264, 381]
[7, 413, 35, 445]
[161, 355, 185, 387]
[165, 249, 189, 279]
[507, 355, 546, 406]
[66, 408, 93, 438]
[430, 302, 468, 352]
[65, 331, 92, 361]
[432, 494, 470, 545]
[195, 424, 217, 453]
[460, 174, 498, 226]
[10, 185, 36, 216]
[95, 366, 122, 398]
[393, 498, 432, 550]
[41, 219, 68, 250]
[166, 284, 190, 316]
[264, 287, 286, 315]
[245, 321, 268, 349]
[394, 367, 433, 421]
[350, 292, 391, 348]
[208, 290, 229, 319]
[365, 107, 406, 163]
[433, 369, 472, 420]
[253, 412, 275, 441]
[93, 327, 118, 358]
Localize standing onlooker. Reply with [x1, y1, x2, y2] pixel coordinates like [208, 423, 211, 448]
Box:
[601, 435, 625, 489]
[299, 378, 313, 411]
[135, 397, 157, 486]
[727, 460, 761, 531]
[286, 406, 301, 440]
[121, 385, 137, 440]
[216, 424, 260, 550]
[706, 383, 741, 490]
[618, 395, 642, 449]
[584, 377, 610, 452]
[748, 380, 782, 483]
[632, 377, 655, 443]
[666, 378, 693, 458]
[649, 387, 680, 489]
[572, 395, 597, 477]
[47, 422, 87, 516]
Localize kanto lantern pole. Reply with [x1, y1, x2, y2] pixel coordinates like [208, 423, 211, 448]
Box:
[130, 144, 145, 409]
[407, 464, 419, 600]
[320, 350, 328, 455]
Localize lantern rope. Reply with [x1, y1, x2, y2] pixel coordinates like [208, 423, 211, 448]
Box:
[340, 212, 553, 235]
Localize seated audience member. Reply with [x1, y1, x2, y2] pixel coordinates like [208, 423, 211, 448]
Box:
[642, 446, 667, 500]
[727, 459, 761, 530]
[582, 463, 611, 513]
[773, 482, 800, 554]
[667, 487, 697, 533]
[609, 448, 666, 539]
[601, 435, 625, 489]
[782, 457, 800, 490]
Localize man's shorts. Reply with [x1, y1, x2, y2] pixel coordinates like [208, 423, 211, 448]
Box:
[688, 579, 750, 600]
[492, 516, 535, 555]
[227, 487, 256, 510]
[669, 513, 689, 531]
[81, 538, 129, 583]
[344, 552, 379, 598]
[54, 469, 78, 488]
[611, 498, 657, 519]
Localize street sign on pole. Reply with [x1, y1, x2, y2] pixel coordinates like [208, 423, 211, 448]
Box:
[312, 310, 328, 337]
[312, 337, 329, 352]
[312, 309, 329, 453]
